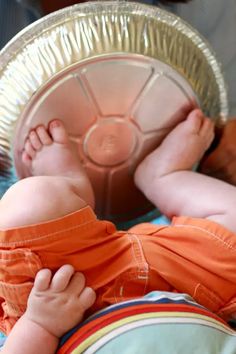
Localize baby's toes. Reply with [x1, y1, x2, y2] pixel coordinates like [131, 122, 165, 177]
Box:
[200, 117, 214, 137]
[29, 130, 42, 151]
[22, 149, 32, 167]
[24, 138, 36, 159]
[48, 119, 69, 145]
[201, 119, 215, 146]
[185, 109, 203, 134]
[36, 125, 52, 146]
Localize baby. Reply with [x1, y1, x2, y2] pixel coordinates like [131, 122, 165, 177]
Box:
[1, 109, 236, 346]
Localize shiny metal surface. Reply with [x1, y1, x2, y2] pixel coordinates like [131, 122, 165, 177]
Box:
[0, 1, 229, 223]
[14, 54, 197, 222]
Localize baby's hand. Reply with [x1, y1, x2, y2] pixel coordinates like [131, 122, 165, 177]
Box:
[24, 265, 96, 337]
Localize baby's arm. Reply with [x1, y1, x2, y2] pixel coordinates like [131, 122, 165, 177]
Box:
[1, 265, 96, 354]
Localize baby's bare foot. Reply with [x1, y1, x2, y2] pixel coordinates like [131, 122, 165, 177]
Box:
[135, 109, 214, 194]
[22, 119, 94, 206]
[22, 120, 83, 177]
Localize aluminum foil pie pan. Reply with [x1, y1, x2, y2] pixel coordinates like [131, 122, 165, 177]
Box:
[0, 1, 228, 224]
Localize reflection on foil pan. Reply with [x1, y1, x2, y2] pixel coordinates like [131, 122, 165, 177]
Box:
[0, 1, 228, 225]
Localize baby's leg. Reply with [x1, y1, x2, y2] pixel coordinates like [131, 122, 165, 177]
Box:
[135, 109, 236, 233]
[0, 120, 95, 229]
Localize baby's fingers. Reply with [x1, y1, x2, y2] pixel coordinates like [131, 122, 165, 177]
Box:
[66, 272, 96, 309]
[78, 287, 96, 311]
[50, 264, 75, 292]
[34, 268, 52, 291]
[66, 271, 86, 295]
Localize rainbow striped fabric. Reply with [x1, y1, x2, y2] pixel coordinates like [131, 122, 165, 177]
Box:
[58, 291, 236, 354]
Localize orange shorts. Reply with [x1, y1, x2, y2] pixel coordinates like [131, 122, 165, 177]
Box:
[1, 205, 236, 334]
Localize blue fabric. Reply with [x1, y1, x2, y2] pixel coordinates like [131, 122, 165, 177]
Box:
[0, 0, 39, 50]
[0, 331, 6, 349]
[151, 214, 170, 225]
[0, 169, 18, 198]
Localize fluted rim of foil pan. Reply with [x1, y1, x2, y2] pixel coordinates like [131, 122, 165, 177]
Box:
[0, 1, 228, 179]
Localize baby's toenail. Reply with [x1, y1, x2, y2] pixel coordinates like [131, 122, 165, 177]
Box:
[50, 120, 60, 128]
